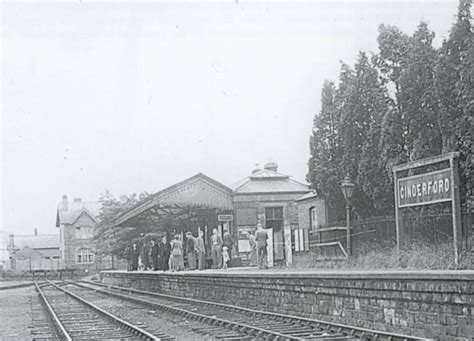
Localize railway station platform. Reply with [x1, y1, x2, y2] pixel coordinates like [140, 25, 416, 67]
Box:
[101, 268, 474, 339]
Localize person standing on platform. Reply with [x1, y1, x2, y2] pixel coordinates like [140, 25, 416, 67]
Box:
[211, 228, 223, 269]
[159, 235, 171, 271]
[141, 241, 151, 270]
[130, 243, 140, 271]
[256, 223, 268, 269]
[222, 228, 233, 265]
[222, 246, 230, 269]
[151, 239, 159, 271]
[248, 230, 258, 266]
[171, 234, 184, 271]
[195, 229, 206, 270]
[185, 231, 196, 270]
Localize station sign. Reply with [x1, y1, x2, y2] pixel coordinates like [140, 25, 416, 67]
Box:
[218, 214, 233, 222]
[397, 169, 452, 208]
[392, 152, 461, 265]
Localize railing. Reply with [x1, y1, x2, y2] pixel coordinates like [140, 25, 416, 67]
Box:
[308, 212, 472, 258]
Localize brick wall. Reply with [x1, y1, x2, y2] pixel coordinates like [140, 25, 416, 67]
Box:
[63, 214, 96, 270]
[297, 197, 327, 230]
[102, 270, 474, 339]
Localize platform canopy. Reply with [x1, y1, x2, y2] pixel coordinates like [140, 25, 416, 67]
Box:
[113, 173, 233, 228]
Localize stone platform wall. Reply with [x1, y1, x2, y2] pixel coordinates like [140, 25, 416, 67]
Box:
[101, 270, 474, 340]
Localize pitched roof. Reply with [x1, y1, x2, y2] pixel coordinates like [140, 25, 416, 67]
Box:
[13, 234, 59, 250]
[114, 173, 233, 227]
[233, 169, 310, 194]
[296, 190, 319, 202]
[13, 246, 43, 260]
[57, 200, 101, 226]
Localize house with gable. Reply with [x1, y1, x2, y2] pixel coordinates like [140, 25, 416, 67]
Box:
[56, 195, 105, 271]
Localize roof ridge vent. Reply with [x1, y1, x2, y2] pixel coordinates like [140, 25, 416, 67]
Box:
[263, 162, 278, 172]
[251, 163, 261, 174]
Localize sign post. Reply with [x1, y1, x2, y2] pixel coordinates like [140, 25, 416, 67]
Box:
[392, 152, 462, 265]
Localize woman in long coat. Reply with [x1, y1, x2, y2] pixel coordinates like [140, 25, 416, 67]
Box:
[170, 234, 184, 271]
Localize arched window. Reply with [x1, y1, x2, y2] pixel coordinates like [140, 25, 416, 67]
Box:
[76, 248, 94, 264]
[309, 206, 318, 231]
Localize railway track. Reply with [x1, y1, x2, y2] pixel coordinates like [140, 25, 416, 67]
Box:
[34, 281, 166, 340]
[73, 280, 434, 341]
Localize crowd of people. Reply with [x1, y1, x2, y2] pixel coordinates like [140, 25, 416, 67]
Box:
[126, 223, 270, 272]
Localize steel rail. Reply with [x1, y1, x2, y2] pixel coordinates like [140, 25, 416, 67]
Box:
[72, 281, 305, 340]
[45, 281, 162, 341]
[80, 280, 434, 341]
[34, 281, 73, 341]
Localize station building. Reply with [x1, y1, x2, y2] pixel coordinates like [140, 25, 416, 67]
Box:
[113, 162, 327, 266]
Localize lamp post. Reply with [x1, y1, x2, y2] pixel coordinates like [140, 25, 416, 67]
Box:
[340, 175, 355, 257]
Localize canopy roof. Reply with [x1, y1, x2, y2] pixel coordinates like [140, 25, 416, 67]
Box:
[114, 173, 233, 227]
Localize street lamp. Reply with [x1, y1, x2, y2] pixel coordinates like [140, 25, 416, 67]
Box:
[340, 174, 355, 257]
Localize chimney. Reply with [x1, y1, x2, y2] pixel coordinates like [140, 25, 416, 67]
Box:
[7, 234, 14, 252]
[264, 162, 278, 172]
[34, 228, 38, 236]
[251, 163, 261, 174]
[73, 197, 82, 203]
[61, 195, 68, 212]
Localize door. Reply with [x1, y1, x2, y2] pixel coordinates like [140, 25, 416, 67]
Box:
[265, 207, 284, 261]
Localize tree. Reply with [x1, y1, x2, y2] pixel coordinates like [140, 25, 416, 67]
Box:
[308, 0, 473, 220]
[93, 190, 150, 259]
[435, 0, 473, 209]
[398, 22, 443, 160]
[339, 52, 392, 215]
[308, 80, 346, 221]
[375, 24, 410, 94]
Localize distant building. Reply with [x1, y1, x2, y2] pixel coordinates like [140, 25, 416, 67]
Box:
[7, 231, 60, 271]
[56, 196, 106, 271]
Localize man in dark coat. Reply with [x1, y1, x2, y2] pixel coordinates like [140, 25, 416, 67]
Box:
[130, 243, 140, 271]
[159, 235, 171, 271]
[185, 231, 196, 270]
[223, 228, 233, 262]
[141, 241, 151, 270]
[151, 239, 160, 271]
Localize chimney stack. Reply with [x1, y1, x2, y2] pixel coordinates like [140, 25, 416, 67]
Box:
[34, 228, 38, 236]
[73, 197, 82, 203]
[251, 163, 261, 174]
[7, 234, 14, 252]
[61, 195, 68, 212]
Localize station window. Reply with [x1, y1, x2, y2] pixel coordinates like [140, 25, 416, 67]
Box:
[76, 248, 94, 264]
[309, 207, 319, 231]
[75, 226, 93, 239]
[265, 207, 283, 229]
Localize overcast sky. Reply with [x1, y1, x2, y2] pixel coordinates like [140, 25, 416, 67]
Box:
[1, 1, 459, 239]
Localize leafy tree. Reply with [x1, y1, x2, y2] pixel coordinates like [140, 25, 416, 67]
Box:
[93, 190, 150, 259]
[308, 80, 346, 221]
[399, 22, 442, 160]
[435, 0, 473, 208]
[375, 24, 410, 94]
[308, 0, 473, 220]
[339, 52, 392, 215]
